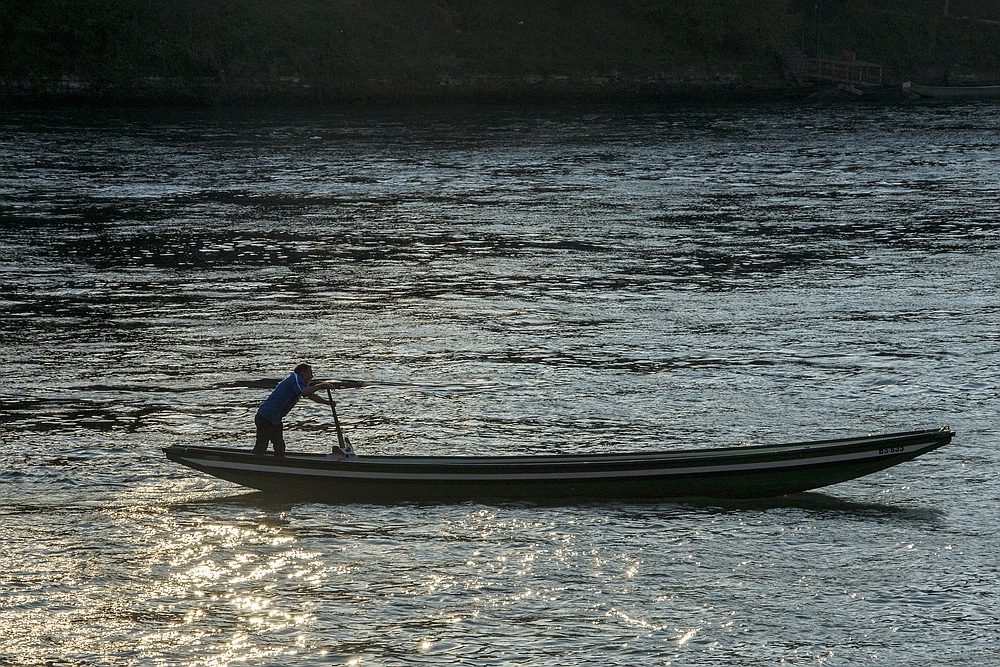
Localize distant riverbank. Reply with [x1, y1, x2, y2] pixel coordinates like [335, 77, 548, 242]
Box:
[0, 71, 815, 106]
[2, 0, 998, 106]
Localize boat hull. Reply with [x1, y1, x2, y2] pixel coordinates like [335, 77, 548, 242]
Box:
[910, 84, 1000, 99]
[162, 427, 954, 503]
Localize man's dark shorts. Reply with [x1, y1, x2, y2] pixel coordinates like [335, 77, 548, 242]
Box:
[253, 413, 285, 457]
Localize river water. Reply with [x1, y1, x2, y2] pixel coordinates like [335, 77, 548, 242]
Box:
[1, 101, 998, 666]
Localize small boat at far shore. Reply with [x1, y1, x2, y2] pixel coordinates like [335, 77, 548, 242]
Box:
[162, 427, 954, 504]
[908, 83, 1000, 99]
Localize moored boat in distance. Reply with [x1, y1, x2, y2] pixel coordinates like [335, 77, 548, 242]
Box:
[162, 427, 954, 503]
[907, 82, 1000, 99]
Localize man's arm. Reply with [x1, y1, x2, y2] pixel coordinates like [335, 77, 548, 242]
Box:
[301, 382, 334, 403]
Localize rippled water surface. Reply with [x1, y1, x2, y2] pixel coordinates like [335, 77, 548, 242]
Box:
[1, 102, 998, 666]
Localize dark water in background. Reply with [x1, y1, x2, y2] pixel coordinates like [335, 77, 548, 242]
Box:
[1, 102, 998, 665]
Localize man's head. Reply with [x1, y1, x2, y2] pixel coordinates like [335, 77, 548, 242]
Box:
[293, 363, 313, 382]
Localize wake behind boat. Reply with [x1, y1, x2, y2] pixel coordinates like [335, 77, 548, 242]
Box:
[162, 427, 954, 503]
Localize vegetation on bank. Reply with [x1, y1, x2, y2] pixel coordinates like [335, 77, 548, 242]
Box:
[2, 0, 1000, 103]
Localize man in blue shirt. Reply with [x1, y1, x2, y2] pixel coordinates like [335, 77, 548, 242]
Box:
[254, 363, 335, 457]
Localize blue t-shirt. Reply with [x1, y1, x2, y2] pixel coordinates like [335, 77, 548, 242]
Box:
[257, 372, 309, 425]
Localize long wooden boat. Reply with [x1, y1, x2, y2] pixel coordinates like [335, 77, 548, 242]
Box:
[162, 427, 953, 503]
[909, 83, 1000, 100]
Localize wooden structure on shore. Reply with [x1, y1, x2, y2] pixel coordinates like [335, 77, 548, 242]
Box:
[780, 45, 886, 87]
[808, 56, 885, 85]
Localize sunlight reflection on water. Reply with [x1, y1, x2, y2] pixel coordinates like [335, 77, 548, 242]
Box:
[2, 102, 998, 665]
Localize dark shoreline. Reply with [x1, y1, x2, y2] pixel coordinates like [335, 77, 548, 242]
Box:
[1, 75, 915, 108]
[5, 1, 997, 109]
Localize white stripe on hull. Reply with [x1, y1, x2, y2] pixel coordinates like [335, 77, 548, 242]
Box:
[177, 442, 929, 483]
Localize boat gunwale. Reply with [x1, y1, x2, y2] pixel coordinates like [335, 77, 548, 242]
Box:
[162, 427, 953, 472]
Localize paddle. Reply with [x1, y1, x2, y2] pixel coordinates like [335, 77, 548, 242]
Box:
[327, 388, 354, 457]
